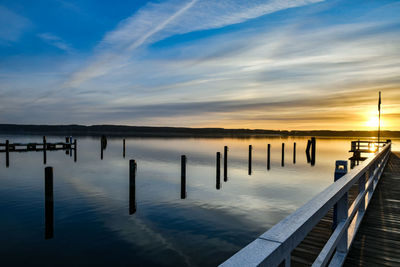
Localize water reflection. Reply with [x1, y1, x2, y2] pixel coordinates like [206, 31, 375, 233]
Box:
[0, 135, 397, 266]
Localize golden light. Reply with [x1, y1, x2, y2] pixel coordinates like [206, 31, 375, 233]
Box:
[368, 143, 376, 152]
[366, 116, 379, 128]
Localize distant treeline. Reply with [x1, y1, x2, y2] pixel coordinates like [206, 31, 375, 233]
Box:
[0, 124, 399, 138]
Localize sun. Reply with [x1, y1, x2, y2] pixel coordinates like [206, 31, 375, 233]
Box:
[366, 116, 379, 128]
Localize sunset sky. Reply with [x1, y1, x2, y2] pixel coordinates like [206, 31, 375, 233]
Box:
[0, 0, 399, 130]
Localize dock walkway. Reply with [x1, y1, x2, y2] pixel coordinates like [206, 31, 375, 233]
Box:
[344, 152, 400, 266]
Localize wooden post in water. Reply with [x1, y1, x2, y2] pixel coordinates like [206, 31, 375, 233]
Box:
[267, 144, 271, 170]
[248, 145, 252, 175]
[181, 155, 186, 199]
[293, 142, 296, 164]
[123, 139, 126, 158]
[101, 140, 103, 160]
[43, 136, 47, 165]
[69, 137, 72, 157]
[224, 146, 228, 182]
[65, 137, 69, 155]
[45, 167, 54, 239]
[311, 137, 316, 166]
[281, 143, 285, 167]
[216, 152, 221, 190]
[129, 160, 137, 214]
[74, 139, 77, 162]
[5, 140, 10, 168]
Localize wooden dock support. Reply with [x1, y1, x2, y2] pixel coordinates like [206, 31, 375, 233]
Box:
[293, 142, 296, 164]
[43, 136, 47, 165]
[248, 145, 252, 175]
[129, 160, 137, 215]
[281, 143, 285, 167]
[74, 139, 77, 162]
[5, 140, 9, 167]
[311, 137, 316, 166]
[181, 155, 186, 199]
[267, 144, 271, 170]
[65, 137, 69, 155]
[69, 137, 72, 157]
[216, 152, 221, 190]
[101, 142, 103, 160]
[123, 139, 126, 158]
[224, 146, 228, 182]
[45, 167, 54, 239]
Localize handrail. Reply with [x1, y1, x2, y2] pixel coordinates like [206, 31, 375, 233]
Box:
[220, 143, 391, 267]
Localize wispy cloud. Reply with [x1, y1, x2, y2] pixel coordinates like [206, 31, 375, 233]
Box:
[0, 6, 30, 44]
[38, 32, 74, 53]
[66, 0, 323, 87]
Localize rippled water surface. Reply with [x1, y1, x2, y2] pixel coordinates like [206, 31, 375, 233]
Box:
[0, 135, 397, 266]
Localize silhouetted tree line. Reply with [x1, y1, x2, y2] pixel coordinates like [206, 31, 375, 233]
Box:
[0, 124, 399, 138]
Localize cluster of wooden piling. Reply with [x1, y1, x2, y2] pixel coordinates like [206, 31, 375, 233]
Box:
[0, 136, 77, 167]
[306, 137, 316, 166]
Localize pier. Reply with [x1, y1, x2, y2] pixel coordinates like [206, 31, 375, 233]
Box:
[221, 141, 396, 266]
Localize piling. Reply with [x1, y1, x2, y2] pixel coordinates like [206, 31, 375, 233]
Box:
[65, 137, 69, 155]
[69, 137, 72, 157]
[129, 160, 137, 214]
[181, 155, 187, 199]
[43, 136, 47, 165]
[216, 152, 221, 190]
[311, 137, 316, 166]
[249, 145, 252, 175]
[267, 144, 271, 170]
[224, 146, 228, 182]
[101, 141, 103, 160]
[123, 139, 126, 158]
[293, 142, 296, 164]
[5, 140, 9, 167]
[281, 143, 285, 167]
[45, 167, 54, 239]
[74, 139, 77, 162]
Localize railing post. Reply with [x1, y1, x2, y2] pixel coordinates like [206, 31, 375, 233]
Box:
[43, 136, 47, 165]
[267, 144, 271, 170]
[74, 139, 77, 162]
[45, 167, 54, 239]
[333, 160, 348, 230]
[293, 142, 296, 164]
[358, 172, 366, 213]
[281, 143, 285, 167]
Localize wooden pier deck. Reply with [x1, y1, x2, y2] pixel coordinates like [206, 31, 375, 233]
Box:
[344, 152, 400, 266]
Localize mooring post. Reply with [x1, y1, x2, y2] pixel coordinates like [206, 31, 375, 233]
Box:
[74, 139, 77, 162]
[101, 141, 103, 160]
[129, 160, 137, 215]
[216, 152, 221, 190]
[45, 167, 54, 239]
[123, 139, 126, 158]
[248, 145, 252, 175]
[43, 136, 47, 165]
[293, 142, 296, 164]
[311, 137, 316, 166]
[281, 143, 285, 167]
[5, 140, 10, 167]
[267, 144, 271, 170]
[224, 146, 228, 182]
[65, 137, 69, 155]
[333, 160, 348, 230]
[181, 155, 187, 199]
[69, 137, 72, 157]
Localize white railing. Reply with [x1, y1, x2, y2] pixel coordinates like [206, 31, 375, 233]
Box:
[220, 142, 391, 267]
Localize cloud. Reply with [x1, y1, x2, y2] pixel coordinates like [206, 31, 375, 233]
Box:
[0, 6, 30, 43]
[38, 32, 74, 53]
[66, 0, 324, 87]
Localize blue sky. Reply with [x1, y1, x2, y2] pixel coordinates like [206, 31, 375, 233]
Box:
[0, 0, 399, 130]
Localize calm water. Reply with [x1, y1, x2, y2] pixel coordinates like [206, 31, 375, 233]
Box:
[0, 136, 396, 266]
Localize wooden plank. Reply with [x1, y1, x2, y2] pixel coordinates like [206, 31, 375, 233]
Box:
[344, 152, 400, 266]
